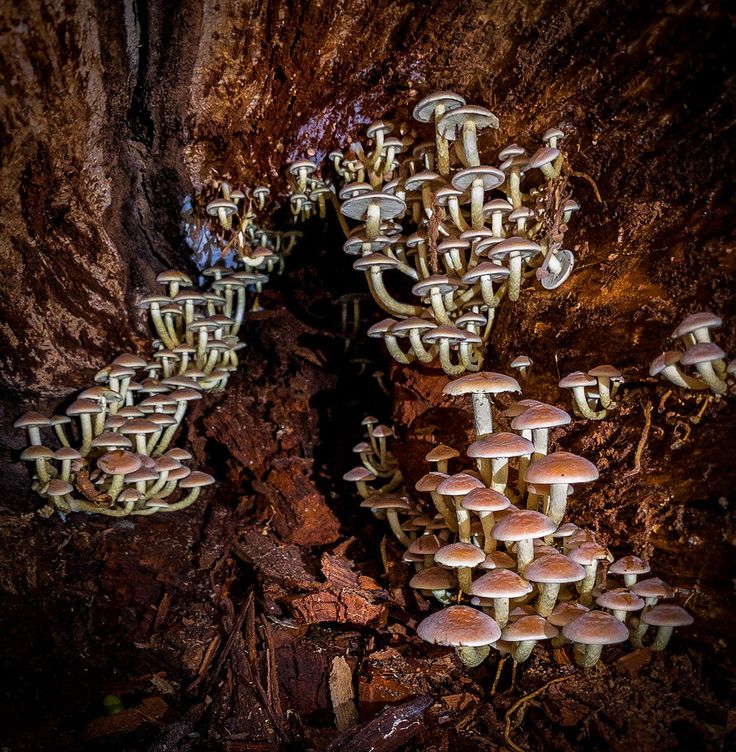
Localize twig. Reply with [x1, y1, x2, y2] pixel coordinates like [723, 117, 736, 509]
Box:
[503, 674, 574, 752]
[566, 164, 603, 204]
[625, 399, 652, 476]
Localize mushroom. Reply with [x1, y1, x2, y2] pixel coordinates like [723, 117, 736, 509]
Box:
[20, 445, 55, 485]
[97, 450, 143, 502]
[492, 510, 557, 573]
[412, 91, 466, 177]
[680, 342, 728, 394]
[451, 166, 505, 229]
[443, 371, 521, 438]
[487, 237, 541, 302]
[14, 412, 52, 446]
[596, 589, 645, 623]
[649, 351, 707, 390]
[408, 534, 442, 568]
[501, 614, 558, 662]
[562, 610, 629, 667]
[461, 487, 512, 553]
[466, 432, 534, 492]
[409, 566, 456, 604]
[510, 356, 532, 378]
[608, 555, 650, 587]
[367, 318, 415, 364]
[548, 601, 589, 646]
[558, 372, 606, 420]
[469, 568, 533, 628]
[416, 604, 500, 667]
[524, 554, 585, 617]
[360, 493, 412, 545]
[672, 311, 722, 347]
[587, 365, 623, 409]
[436, 105, 499, 168]
[433, 541, 485, 593]
[527, 147, 561, 180]
[640, 604, 693, 650]
[344, 466, 376, 499]
[415, 472, 457, 531]
[425, 444, 460, 474]
[569, 542, 612, 605]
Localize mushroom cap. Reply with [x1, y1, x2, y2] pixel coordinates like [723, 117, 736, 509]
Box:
[342, 465, 376, 483]
[455, 311, 487, 326]
[470, 569, 533, 598]
[66, 399, 102, 416]
[425, 444, 460, 462]
[408, 534, 442, 556]
[641, 603, 693, 627]
[649, 351, 684, 376]
[596, 589, 645, 612]
[609, 555, 650, 577]
[391, 317, 437, 334]
[467, 432, 534, 459]
[119, 418, 159, 435]
[551, 522, 579, 539]
[365, 119, 393, 138]
[548, 601, 589, 627]
[588, 364, 623, 379]
[511, 404, 571, 431]
[437, 105, 499, 140]
[372, 424, 393, 438]
[480, 550, 517, 570]
[360, 493, 410, 511]
[510, 355, 533, 369]
[461, 487, 511, 513]
[492, 510, 557, 542]
[488, 236, 541, 260]
[417, 605, 501, 647]
[165, 448, 192, 462]
[341, 192, 406, 221]
[672, 311, 722, 338]
[503, 399, 543, 418]
[436, 473, 485, 497]
[97, 450, 142, 476]
[367, 318, 398, 338]
[434, 542, 485, 568]
[422, 325, 468, 344]
[412, 274, 463, 296]
[412, 90, 466, 122]
[54, 447, 82, 461]
[14, 411, 52, 428]
[288, 158, 318, 175]
[415, 471, 449, 493]
[502, 615, 559, 642]
[404, 169, 443, 192]
[631, 577, 674, 600]
[527, 147, 561, 169]
[559, 371, 597, 388]
[409, 566, 456, 591]
[569, 542, 611, 566]
[179, 471, 215, 489]
[451, 166, 505, 192]
[353, 253, 399, 273]
[562, 610, 629, 645]
[443, 371, 521, 397]
[526, 451, 599, 486]
[90, 432, 133, 449]
[462, 262, 510, 284]
[46, 479, 74, 496]
[524, 554, 585, 584]
[681, 342, 726, 365]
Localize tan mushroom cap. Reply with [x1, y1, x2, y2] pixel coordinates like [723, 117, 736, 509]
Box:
[54, 447, 82, 461]
[412, 274, 463, 296]
[341, 192, 406, 221]
[408, 534, 442, 556]
[119, 418, 159, 435]
[14, 411, 52, 428]
[437, 105, 499, 140]
[502, 615, 559, 642]
[467, 432, 534, 459]
[480, 551, 517, 570]
[426, 444, 460, 463]
[525, 451, 599, 485]
[551, 522, 579, 540]
[631, 577, 674, 600]
[97, 450, 142, 476]
[353, 253, 399, 273]
[462, 262, 510, 285]
[641, 603, 693, 627]
[443, 371, 521, 397]
[503, 399, 543, 418]
[126, 467, 160, 483]
[559, 371, 597, 388]
[360, 493, 411, 511]
[412, 90, 466, 122]
[179, 471, 215, 488]
[527, 146, 561, 169]
[681, 342, 726, 365]
[470, 569, 533, 599]
[569, 542, 611, 566]
[343, 466, 376, 482]
[548, 601, 589, 627]
[524, 554, 585, 584]
[609, 555, 650, 577]
[434, 542, 485, 568]
[415, 471, 449, 493]
[596, 589, 645, 612]
[510, 355, 533, 369]
[436, 473, 485, 497]
[672, 311, 722, 338]
[493, 510, 557, 542]
[90, 432, 133, 449]
[588, 364, 623, 379]
[511, 404, 571, 431]
[409, 566, 456, 591]
[461, 487, 511, 513]
[66, 398, 102, 416]
[562, 610, 629, 645]
[417, 605, 501, 647]
[372, 424, 394, 438]
[46, 479, 74, 496]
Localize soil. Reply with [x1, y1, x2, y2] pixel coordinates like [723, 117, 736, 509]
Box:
[0, 1, 735, 751]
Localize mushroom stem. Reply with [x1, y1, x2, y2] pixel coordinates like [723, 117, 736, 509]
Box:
[573, 643, 603, 668]
[454, 497, 472, 543]
[409, 330, 436, 363]
[79, 414, 94, 456]
[547, 483, 569, 526]
[456, 645, 490, 667]
[430, 491, 458, 532]
[461, 121, 480, 167]
[438, 340, 465, 376]
[515, 538, 534, 574]
[456, 565, 473, 593]
[536, 583, 561, 617]
[153, 402, 188, 456]
[493, 597, 510, 629]
[577, 562, 599, 606]
[479, 512, 496, 553]
[471, 393, 493, 438]
[383, 334, 415, 365]
[386, 509, 412, 547]
[651, 625, 674, 651]
[512, 640, 537, 663]
[508, 253, 524, 302]
[366, 271, 423, 318]
[54, 424, 71, 447]
[693, 361, 727, 394]
[571, 386, 607, 420]
[490, 458, 509, 494]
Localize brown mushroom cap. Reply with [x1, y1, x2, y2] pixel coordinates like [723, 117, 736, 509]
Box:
[415, 472, 449, 493]
[524, 554, 585, 584]
[672, 311, 722, 338]
[502, 615, 558, 642]
[436, 473, 485, 497]
[14, 411, 52, 429]
[609, 555, 650, 577]
[179, 471, 215, 489]
[467, 432, 534, 459]
[511, 404, 571, 431]
[443, 371, 521, 397]
[631, 577, 674, 600]
[548, 601, 589, 627]
[408, 534, 442, 556]
[562, 610, 629, 645]
[559, 371, 597, 389]
[569, 542, 610, 566]
[492, 510, 557, 542]
[97, 451, 142, 476]
[681, 342, 726, 365]
[525, 451, 599, 485]
[434, 542, 485, 568]
[360, 493, 411, 511]
[417, 605, 501, 647]
[588, 364, 623, 379]
[461, 487, 511, 513]
[409, 566, 456, 591]
[426, 444, 461, 463]
[596, 589, 645, 612]
[343, 466, 376, 482]
[641, 604, 693, 627]
[480, 551, 517, 570]
[470, 569, 533, 599]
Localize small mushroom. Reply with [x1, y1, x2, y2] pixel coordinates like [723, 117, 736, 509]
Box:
[469, 568, 533, 628]
[492, 510, 557, 573]
[596, 589, 645, 623]
[524, 554, 585, 617]
[558, 371, 606, 420]
[501, 614, 558, 662]
[562, 610, 629, 667]
[640, 604, 693, 650]
[608, 555, 650, 587]
[434, 541, 485, 593]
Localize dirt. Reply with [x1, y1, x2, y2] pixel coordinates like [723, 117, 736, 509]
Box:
[1, 0, 735, 750]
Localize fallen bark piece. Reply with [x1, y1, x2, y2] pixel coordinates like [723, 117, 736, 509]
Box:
[289, 586, 388, 628]
[327, 694, 433, 752]
[615, 647, 652, 675]
[83, 697, 171, 741]
[330, 655, 358, 732]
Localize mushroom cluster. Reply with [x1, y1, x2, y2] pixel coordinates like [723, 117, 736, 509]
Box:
[288, 91, 583, 375]
[183, 176, 302, 278]
[559, 364, 624, 420]
[650, 311, 734, 395]
[347, 371, 692, 669]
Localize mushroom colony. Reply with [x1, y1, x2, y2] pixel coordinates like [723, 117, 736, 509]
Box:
[345, 372, 695, 669]
[14, 224, 296, 516]
[286, 91, 582, 376]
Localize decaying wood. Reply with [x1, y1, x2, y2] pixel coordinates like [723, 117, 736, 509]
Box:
[329, 655, 358, 732]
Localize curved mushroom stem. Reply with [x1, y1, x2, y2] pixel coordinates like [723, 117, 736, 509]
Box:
[628, 617, 649, 648]
[512, 640, 538, 663]
[573, 643, 603, 668]
[571, 386, 607, 420]
[429, 289, 452, 325]
[508, 253, 524, 302]
[367, 271, 423, 318]
[596, 377, 614, 409]
[508, 168, 523, 209]
[386, 509, 412, 547]
[431, 491, 458, 532]
[448, 197, 469, 230]
[456, 645, 490, 667]
[693, 361, 727, 394]
[454, 497, 472, 543]
[536, 583, 561, 617]
[490, 458, 509, 494]
[68, 497, 136, 517]
[651, 625, 675, 651]
[35, 458, 51, 486]
[438, 340, 465, 376]
[54, 423, 71, 447]
[383, 334, 415, 365]
[493, 597, 510, 628]
[479, 512, 496, 553]
[153, 402, 188, 456]
[408, 330, 437, 363]
[107, 472, 126, 503]
[577, 562, 600, 606]
[459, 342, 481, 372]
